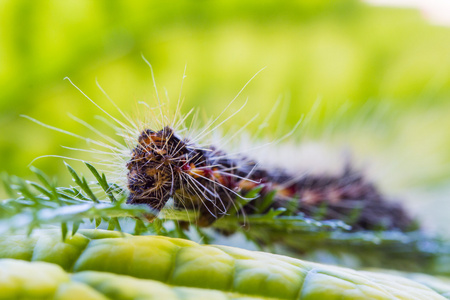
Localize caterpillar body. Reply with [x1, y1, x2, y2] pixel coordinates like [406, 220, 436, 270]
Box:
[126, 125, 416, 231]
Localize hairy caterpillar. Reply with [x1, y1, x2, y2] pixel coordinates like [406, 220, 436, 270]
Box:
[29, 60, 417, 232]
[126, 125, 416, 231]
[121, 60, 416, 231]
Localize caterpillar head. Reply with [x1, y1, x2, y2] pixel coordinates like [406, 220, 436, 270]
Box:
[126, 126, 188, 211]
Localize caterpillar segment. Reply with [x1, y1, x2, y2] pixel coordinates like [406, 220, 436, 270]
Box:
[127, 127, 417, 231]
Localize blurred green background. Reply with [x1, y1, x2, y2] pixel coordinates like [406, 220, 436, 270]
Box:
[1, 1, 450, 230]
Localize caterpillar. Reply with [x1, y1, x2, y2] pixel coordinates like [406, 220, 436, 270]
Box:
[29, 60, 418, 232]
[126, 124, 416, 231]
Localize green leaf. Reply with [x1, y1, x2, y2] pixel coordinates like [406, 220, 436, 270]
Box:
[1, 173, 16, 198]
[244, 185, 264, 199]
[265, 207, 287, 219]
[30, 166, 53, 190]
[255, 189, 276, 214]
[28, 182, 53, 199]
[31, 166, 62, 205]
[85, 163, 117, 203]
[134, 219, 147, 235]
[65, 162, 99, 203]
[72, 221, 81, 236]
[61, 222, 68, 241]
